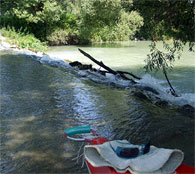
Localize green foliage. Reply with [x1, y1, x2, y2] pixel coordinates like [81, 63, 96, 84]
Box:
[46, 28, 79, 45]
[1, 0, 143, 45]
[11, 0, 66, 24]
[1, 0, 193, 52]
[133, 0, 194, 42]
[46, 28, 69, 46]
[144, 41, 184, 71]
[79, 0, 143, 42]
[1, 27, 48, 52]
[132, 0, 194, 72]
[1, 0, 71, 41]
[115, 10, 144, 40]
[79, 0, 121, 42]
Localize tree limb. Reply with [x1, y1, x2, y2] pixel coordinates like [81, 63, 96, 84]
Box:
[163, 67, 178, 97]
[78, 48, 136, 83]
[116, 71, 141, 80]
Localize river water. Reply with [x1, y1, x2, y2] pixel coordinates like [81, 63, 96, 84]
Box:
[47, 41, 195, 94]
[0, 41, 194, 173]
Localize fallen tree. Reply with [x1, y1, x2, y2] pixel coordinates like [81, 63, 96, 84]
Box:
[78, 48, 141, 84]
[163, 67, 178, 97]
[78, 48, 180, 98]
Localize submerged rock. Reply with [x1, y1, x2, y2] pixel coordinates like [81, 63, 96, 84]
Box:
[69, 61, 82, 67]
[40, 55, 70, 68]
[130, 88, 151, 102]
[130, 87, 170, 107]
[39, 55, 53, 64]
[69, 61, 93, 70]
[177, 104, 195, 118]
[154, 100, 169, 107]
[69, 61, 107, 75]
[137, 86, 159, 95]
[78, 64, 92, 70]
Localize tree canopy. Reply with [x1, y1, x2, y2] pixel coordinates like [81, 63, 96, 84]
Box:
[132, 0, 194, 72]
[1, 0, 193, 45]
[133, 0, 194, 42]
[0, 0, 144, 44]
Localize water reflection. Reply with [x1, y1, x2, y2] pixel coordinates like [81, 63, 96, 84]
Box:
[0, 52, 194, 174]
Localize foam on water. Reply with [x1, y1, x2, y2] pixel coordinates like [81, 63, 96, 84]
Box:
[78, 71, 195, 107]
[138, 74, 167, 91]
[77, 70, 131, 88]
[139, 74, 195, 107]
[175, 93, 195, 107]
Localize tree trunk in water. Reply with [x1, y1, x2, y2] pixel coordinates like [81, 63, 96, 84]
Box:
[163, 67, 178, 97]
[78, 48, 139, 83]
[116, 71, 141, 80]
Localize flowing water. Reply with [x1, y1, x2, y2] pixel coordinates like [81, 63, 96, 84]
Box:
[0, 41, 194, 173]
[47, 41, 195, 95]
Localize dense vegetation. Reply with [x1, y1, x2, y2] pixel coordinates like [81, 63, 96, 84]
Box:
[135, 0, 194, 73]
[133, 0, 194, 42]
[1, 0, 194, 44]
[0, 0, 144, 45]
[1, 27, 48, 52]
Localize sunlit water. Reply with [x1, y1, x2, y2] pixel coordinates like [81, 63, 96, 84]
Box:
[47, 41, 195, 98]
[0, 42, 194, 173]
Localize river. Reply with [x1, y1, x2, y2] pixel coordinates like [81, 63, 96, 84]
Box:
[47, 41, 195, 94]
[0, 41, 194, 173]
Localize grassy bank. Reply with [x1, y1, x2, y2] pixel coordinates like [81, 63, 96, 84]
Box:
[1, 27, 48, 52]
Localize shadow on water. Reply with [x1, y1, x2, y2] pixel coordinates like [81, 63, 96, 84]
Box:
[0, 53, 89, 173]
[110, 98, 194, 165]
[0, 52, 194, 174]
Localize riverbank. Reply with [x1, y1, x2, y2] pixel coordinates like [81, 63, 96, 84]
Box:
[0, 35, 112, 71]
[0, 34, 71, 66]
[0, 27, 48, 52]
[0, 35, 43, 57]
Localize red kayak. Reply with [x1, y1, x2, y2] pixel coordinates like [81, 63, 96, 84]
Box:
[86, 137, 194, 174]
[64, 126, 195, 174]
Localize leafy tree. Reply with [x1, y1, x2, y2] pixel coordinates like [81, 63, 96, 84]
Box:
[12, 0, 68, 39]
[133, 0, 194, 96]
[79, 0, 143, 43]
[1, 0, 76, 40]
[1, 0, 143, 44]
[133, 0, 194, 42]
[139, 0, 195, 67]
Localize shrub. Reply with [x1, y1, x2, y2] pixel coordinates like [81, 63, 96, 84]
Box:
[79, 0, 143, 42]
[1, 26, 48, 52]
[46, 28, 79, 46]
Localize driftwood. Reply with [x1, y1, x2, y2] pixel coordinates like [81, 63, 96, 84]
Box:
[116, 71, 141, 80]
[78, 48, 141, 84]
